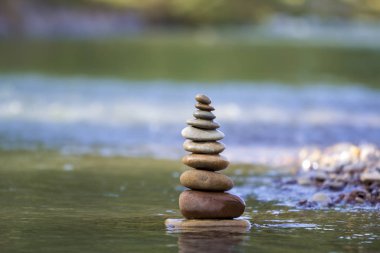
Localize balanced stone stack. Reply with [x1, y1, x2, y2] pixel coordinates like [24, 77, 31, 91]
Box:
[179, 94, 246, 220]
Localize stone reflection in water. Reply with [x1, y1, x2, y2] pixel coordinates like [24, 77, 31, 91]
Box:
[167, 226, 250, 253]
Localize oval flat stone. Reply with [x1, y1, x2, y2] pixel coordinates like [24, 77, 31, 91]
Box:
[186, 119, 220, 130]
[360, 170, 380, 183]
[179, 190, 245, 219]
[182, 154, 229, 171]
[183, 140, 225, 154]
[165, 218, 251, 230]
[181, 126, 224, 141]
[193, 110, 215, 120]
[180, 169, 233, 191]
[195, 94, 211, 104]
[195, 103, 215, 111]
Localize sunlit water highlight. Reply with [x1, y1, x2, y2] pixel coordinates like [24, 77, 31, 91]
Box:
[1, 74, 380, 166]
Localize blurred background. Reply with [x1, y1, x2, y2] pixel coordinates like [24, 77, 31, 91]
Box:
[1, 0, 380, 165]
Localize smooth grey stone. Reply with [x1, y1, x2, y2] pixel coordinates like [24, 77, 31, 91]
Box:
[195, 103, 215, 111]
[193, 110, 215, 120]
[183, 140, 225, 154]
[195, 94, 211, 104]
[310, 192, 331, 205]
[360, 170, 380, 183]
[181, 126, 224, 141]
[182, 154, 229, 171]
[186, 118, 220, 130]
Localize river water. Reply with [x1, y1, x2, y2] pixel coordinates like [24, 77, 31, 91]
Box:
[1, 152, 379, 252]
[1, 76, 380, 252]
[1, 75, 379, 166]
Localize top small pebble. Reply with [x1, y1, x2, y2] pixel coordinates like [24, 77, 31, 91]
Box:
[195, 94, 211, 105]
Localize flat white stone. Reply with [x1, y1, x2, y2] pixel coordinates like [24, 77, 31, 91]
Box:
[360, 170, 380, 182]
[165, 218, 251, 231]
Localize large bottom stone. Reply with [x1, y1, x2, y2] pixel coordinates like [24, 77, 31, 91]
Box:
[165, 218, 251, 230]
[179, 190, 245, 219]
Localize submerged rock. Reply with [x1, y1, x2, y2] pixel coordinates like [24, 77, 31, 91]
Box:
[165, 218, 251, 229]
[310, 192, 331, 205]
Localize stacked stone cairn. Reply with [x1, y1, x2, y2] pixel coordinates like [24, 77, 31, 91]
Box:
[178, 94, 246, 220]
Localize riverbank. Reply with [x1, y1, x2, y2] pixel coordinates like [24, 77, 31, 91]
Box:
[1, 34, 380, 87]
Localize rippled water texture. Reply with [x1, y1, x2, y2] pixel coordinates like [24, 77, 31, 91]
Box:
[0, 152, 379, 252]
[1, 75, 379, 166]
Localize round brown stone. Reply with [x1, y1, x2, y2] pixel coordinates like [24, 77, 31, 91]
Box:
[195, 94, 211, 104]
[180, 170, 233, 191]
[186, 119, 220, 130]
[183, 140, 225, 154]
[179, 190, 245, 219]
[193, 110, 215, 120]
[195, 103, 215, 111]
[181, 126, 224, 141]
[182, 154, 229, 171]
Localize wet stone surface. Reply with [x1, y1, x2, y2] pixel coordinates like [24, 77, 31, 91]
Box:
[286, 143, 380, 207]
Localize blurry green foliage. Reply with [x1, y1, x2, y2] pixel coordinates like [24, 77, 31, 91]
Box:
[10, 0, 380, 25]
[99, 0, 378, 23]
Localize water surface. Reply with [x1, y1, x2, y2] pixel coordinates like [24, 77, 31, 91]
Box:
[1, 75, 379, 166]
[1, 151, 379, 252]
[1, 35, 380, 252]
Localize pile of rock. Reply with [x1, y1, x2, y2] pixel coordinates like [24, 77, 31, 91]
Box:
[179, 94, 246, 219]
[294, 143, 380, 206]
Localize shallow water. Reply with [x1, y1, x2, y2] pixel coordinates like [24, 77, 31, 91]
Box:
[1, 151, 379, 252]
